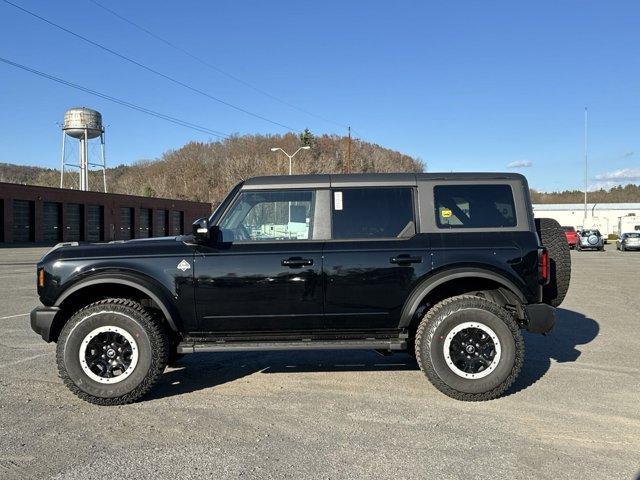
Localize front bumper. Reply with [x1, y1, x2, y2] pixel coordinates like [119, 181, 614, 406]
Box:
[30, 306, 60, 342]
[524, 303, 556, 334]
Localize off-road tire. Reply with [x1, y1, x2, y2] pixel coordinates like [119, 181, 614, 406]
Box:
[414, 295, 524, 401]
[536, 218, 571, 307]
[56, 298, 169, 405]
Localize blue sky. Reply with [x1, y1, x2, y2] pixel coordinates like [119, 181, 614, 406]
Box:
[0, 0, 638, 191]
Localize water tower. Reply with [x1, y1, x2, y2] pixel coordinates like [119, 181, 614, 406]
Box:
[59, 107, 107, 192]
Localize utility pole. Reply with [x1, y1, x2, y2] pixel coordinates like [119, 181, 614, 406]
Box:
[583, 107, 588, 228]
[346, 126, 351, 174]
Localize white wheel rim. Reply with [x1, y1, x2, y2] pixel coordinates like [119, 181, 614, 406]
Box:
[443, 321, 502, 379]
[79, 325, 139, 384]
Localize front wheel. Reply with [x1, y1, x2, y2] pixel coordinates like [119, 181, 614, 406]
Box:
[56, 298, 169, 405]
[414, 295, 524, 401]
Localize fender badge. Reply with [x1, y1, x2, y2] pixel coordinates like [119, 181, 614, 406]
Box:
[177, 259, 191, 271]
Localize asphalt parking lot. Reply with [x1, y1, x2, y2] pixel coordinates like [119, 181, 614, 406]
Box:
[0, 246, 639, 479]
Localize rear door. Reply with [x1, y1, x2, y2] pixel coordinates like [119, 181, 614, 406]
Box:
[322, 186, 431, 330]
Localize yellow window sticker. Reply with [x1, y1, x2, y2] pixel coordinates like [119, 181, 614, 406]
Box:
[441, 208, 452, 218]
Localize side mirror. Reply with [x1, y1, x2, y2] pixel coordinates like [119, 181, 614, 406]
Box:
[191, 219, 235, 244]
[192, 218, 210, 242]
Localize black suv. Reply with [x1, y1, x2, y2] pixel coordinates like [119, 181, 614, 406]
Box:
[31, 173, 570, 405]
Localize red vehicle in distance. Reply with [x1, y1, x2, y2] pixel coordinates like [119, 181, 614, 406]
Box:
[563, 226, 578, 248]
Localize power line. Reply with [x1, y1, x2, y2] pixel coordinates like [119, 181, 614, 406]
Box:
[0, 56, 229, 138]
[1, 0, 296, 131]
[87, 0, 349, 130]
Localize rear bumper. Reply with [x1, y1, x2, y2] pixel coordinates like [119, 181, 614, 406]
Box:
[524, 303, 555, 334]
[30, 306, 60, 342]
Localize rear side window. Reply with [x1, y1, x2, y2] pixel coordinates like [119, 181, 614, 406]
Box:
[332, 187, 415, 239]
[434, 184, 517, 228]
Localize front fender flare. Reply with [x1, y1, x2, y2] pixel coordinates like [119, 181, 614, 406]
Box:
[54, 274, 181, 332]
[398, 267, 526, 328]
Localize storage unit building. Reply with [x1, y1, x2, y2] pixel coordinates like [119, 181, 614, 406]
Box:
[0, 182, 210, 244]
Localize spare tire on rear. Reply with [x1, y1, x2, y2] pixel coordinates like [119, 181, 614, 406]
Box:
[535, 218, 571, 307]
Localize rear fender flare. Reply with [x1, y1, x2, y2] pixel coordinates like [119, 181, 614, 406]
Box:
[399, 267, 526, 328]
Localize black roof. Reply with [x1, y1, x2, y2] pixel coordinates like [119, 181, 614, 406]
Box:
[241, 172, 526, 189]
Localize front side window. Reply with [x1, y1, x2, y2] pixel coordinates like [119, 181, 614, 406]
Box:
[219, 190, 314, 241]
[331, 187, 415, 239]
[434, 184, 517, 229]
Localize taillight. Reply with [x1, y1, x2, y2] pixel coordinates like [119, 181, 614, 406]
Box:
[538, 248, 549, 285]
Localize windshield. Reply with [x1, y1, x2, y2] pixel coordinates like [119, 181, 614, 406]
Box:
[581, 230, 600, 236]
[625, 233, 640, 238]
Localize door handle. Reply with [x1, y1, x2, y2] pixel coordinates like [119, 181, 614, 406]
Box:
[282, 257, 314, 268]
[390, 254, 422, 265]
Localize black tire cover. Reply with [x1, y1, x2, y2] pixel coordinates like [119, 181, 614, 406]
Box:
[535, 218, 571, 307]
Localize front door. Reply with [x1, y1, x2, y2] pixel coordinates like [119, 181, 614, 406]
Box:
[323, 187, 430, 330]
[194, 189, 324, 333]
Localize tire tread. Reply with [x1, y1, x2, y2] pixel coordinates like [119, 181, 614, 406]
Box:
[56, 298, 169, 406]
[414, 295, 524, 401]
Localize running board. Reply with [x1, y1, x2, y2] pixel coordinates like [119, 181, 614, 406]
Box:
[176, 338, 407, 354]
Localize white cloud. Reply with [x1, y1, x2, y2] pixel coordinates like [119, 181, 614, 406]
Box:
[506, 160, 532, 168]
[589, 168, 640, 191]
[594, 168, 640, 182]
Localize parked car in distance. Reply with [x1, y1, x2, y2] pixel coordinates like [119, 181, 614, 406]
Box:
[576, 229, 604, 251]
[616, 232, 640, 251]
[562, 226, 578, 248]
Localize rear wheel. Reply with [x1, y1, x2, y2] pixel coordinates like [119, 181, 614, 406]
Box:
[414, 295, 523, 401]
[56, 298, 169, 405]
[536, 218, 571, 307]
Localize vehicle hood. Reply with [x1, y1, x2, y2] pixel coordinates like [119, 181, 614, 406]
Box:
[40, 236, 188, 262]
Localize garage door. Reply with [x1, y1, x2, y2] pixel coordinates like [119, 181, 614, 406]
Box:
[0, 199, 4, 242]
[43, 202, 62, 242]
[12, 199, 34, 242]
[154, 209, 167, 237]
[119, 207, 133, 240]
[139, 208, 151, 238]
[87, 205, 103, 242]
[171, 211, 183, 236]
[65, 203, 82, 241]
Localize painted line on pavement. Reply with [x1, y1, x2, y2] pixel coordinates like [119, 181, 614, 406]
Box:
[0, 313, 29, 320]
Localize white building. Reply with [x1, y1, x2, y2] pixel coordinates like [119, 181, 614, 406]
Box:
[532, 203, 640, 237]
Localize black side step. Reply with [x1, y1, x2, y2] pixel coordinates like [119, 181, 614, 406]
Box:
[177, 338, 407, 354]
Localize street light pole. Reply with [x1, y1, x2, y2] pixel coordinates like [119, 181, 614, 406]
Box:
[270, 146, 311, 175]
[270, 146, 311, 228]
[584, 107, 588, 229]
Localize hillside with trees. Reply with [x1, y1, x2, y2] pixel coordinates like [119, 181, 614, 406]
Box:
[0, 132, 422, 206]
[1, 131, 639, 205]
[530, 185, 640, 204]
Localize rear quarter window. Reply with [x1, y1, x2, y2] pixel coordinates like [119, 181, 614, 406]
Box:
[434, 184, 517, 229]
